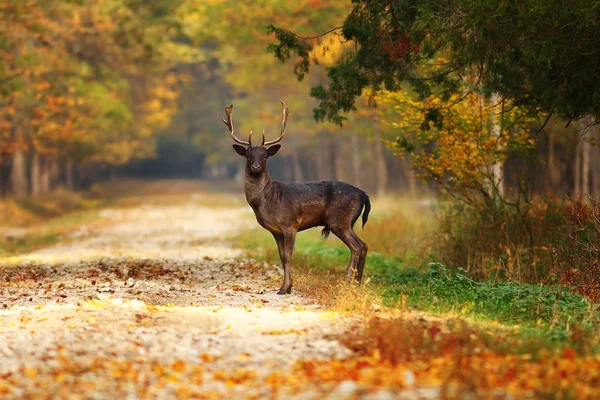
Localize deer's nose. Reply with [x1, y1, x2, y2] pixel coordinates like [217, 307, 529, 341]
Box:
[250, 164, 261, 172]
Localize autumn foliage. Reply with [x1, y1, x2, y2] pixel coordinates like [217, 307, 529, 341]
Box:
[375, 88, 536, 201]
[0, 0, 184, 195]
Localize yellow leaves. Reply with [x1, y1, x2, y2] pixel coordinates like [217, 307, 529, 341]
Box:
[261, 328, 307, 336]
[376, 88, 537, 196]
[213, 368, 257, 388]
[271, 343, 600, 399]
[24, 366, 38, 379]
[84, 298, 110, 309]
[0, 381, 12, 397]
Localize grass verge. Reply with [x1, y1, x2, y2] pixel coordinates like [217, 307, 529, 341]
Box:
[233, 197, 600, 356]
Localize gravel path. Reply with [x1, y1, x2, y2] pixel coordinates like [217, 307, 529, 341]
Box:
[0, 196, 353, 399]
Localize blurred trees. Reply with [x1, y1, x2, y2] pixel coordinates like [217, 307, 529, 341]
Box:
[150, 0, 406, 194]
[2, 0, 599, 202]
[0, 0, 425, 199]
[0, 0, 187, 197]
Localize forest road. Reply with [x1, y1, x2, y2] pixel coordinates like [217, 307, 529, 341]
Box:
[0, 194, 355, 399]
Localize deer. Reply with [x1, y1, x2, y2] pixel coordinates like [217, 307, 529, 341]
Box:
[224, 101, 370, 295]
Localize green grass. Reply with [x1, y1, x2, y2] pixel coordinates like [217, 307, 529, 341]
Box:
[234, 204, 600, 355]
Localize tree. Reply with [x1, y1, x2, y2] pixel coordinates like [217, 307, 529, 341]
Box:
[0, 0, 189, 196]
[268, 0, 600, 126]
[374, 89, 535, 202]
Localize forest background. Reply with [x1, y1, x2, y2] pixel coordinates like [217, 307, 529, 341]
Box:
[1, 0, 600, 300]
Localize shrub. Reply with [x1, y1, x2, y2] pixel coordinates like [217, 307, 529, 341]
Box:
[435, 197, 600, 301]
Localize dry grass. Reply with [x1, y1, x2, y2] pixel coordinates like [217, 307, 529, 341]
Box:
[436, 197, 600, 302]
[295, 271, 381, 315]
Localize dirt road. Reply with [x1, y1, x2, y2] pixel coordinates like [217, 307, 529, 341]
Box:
[0, 193, 355, 399]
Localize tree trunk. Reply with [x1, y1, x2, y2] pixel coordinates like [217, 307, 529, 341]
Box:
[547, 137, 560, 194]
[314, 146, 325, 181]
[574, 137, 582, 197]
[404, 156, 417, 196]
[49, 158, 59, 189]
[31, 152, 41, 196]
[332, 136, 345, 181]
[373, 127, 388, 197]
[351, 134, 361, 188]
[576, 116, 594, 198]
[10, 138, 27, 199]
[292, 151, 303, 182]
[0, 159, 12, 197]
[65, 159, 74, 189]
[316, 136, 332, 180]
[40, 157, 51, 194]
[593, 124, 600, 196]
[490, 94, 505, 197]
[582, 135, 592, 197]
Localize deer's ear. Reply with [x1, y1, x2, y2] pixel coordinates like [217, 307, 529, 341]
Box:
[232, 144, 247, 156]
[267, 144, 281, 157]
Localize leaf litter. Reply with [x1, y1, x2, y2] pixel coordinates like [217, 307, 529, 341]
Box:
[0, 201, 352, 399]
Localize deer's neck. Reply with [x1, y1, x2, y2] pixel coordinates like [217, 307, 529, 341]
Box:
[244, 166, 276, 208]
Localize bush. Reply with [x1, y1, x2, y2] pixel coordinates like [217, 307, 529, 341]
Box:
[435, 197, 600, 301]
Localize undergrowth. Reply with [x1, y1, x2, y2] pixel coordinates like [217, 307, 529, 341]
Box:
[437, 197, 600, 302]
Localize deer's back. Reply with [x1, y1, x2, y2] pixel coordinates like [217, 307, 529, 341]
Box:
[273, 180, 366, 231]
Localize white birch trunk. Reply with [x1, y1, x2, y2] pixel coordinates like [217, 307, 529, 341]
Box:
[373, 127, 388, 197]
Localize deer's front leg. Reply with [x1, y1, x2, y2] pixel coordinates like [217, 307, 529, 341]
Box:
[273, 231, 295, 294]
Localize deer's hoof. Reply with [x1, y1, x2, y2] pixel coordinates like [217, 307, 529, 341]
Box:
[277, 286, 292, 295]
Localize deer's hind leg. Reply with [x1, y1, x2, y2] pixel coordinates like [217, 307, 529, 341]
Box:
[352, 230, 368, 282]
[330, 225, 365, 283]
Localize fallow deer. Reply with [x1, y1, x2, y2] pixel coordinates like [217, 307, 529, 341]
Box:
[224, 102, 370, 294]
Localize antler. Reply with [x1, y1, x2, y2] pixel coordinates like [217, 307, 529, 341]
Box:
[263, 101, 289, 146]
[223, 104, 252, 146]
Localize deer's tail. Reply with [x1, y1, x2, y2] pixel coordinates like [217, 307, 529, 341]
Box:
[360, 191, 371, 228]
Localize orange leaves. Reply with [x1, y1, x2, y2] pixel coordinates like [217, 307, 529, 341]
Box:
[2, 355, 208, 398]
[261, 317, 600, 399]
[213, 368, 258, 388]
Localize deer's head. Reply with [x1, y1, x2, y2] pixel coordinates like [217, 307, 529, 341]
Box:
[224, 102, 289, 175]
